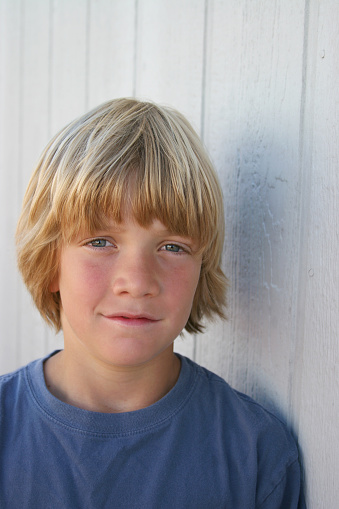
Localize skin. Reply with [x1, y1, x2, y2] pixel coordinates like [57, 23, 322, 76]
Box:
[44, 211, 202, 413]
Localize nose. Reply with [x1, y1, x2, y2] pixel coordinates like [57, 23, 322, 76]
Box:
[112, 251, 161, 298]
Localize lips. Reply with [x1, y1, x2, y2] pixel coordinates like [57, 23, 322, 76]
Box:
[103, 313, 159, 326]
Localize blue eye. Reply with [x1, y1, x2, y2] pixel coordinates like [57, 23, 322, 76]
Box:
[88, 239, 111, 248]
[164, 244, 182, 253]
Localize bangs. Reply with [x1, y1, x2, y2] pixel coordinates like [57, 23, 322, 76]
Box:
[59, 167, 208, 246]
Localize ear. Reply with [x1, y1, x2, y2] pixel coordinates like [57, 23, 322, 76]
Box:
[49, 275, 59, 293]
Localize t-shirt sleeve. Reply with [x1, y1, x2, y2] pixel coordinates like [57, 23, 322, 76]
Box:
[258, 457, 306, 509]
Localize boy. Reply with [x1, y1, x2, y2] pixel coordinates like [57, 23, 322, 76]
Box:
[0, 98, 304, 507]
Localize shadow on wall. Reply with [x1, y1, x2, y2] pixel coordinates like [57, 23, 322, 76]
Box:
[220, 130, 300, 425]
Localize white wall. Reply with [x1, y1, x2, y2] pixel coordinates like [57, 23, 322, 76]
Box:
[0, 1, 338, 506]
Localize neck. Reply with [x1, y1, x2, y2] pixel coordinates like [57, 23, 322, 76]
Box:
[44, 347, 181, 413]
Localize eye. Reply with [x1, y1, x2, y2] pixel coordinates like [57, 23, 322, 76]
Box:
[162, 243, 184, 253]
[86, 238, 114, 248]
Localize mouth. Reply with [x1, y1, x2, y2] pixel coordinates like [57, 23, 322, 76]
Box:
[103, 313, 160, 326]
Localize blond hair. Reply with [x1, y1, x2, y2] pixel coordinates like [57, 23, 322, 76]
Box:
[16, 98, 227, 333]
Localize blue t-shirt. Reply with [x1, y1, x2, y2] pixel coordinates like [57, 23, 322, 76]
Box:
[0, 352, 304, 508]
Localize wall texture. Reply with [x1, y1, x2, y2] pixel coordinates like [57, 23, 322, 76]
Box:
[0, 1, 338, 506]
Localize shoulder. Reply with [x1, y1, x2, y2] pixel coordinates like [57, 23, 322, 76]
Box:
[0, 360, 35, 402]
[185, 356, 297, 451]
[0, 354, 52, 416]
[180, 356, 302, 506]
[185, 356, 282, 418]
[0, 364, 27, 391]
[0, 364, 30, 426]
[186, 356, 289, 421]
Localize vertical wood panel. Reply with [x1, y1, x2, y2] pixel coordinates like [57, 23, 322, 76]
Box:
[293, 2, 339, 506]
[136, 0, 206, 129]
[87, 0, 136, 107]
[49, 0, 89, 131]
[0, 0, 23, 371]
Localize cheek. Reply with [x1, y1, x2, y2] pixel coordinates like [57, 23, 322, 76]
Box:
[167, 263, 201, 307]
[59, 259, 109, 304]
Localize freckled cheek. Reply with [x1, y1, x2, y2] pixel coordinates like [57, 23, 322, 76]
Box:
[62, 261, 110, 303]
[166, 265, 201, 305]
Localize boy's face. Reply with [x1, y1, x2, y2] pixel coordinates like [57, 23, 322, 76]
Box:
[51, 211, 202, 369]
